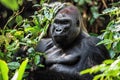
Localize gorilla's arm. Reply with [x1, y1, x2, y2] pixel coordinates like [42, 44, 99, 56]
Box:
[36, 39, 81, 65]
[49, 55, 101, 74]
[46, 54, 80, 65]
[49, 37, 110, 74]
[35, 38, 54, 52]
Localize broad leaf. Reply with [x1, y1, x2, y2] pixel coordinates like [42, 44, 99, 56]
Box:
[0, 0, 19, 10]
[17, 58, 28, 80]
[0, 60, 9, 80]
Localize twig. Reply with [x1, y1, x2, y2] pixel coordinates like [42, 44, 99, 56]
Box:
[102, 0, 108, 8]
[3, 7, 24, 30]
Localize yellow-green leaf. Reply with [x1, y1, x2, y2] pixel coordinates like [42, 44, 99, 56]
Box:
[0, 0, 19, 11]
[0, 60, 9, 80]
[17, 58, 28, 80]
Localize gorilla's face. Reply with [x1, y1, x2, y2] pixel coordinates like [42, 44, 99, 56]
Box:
[50, 6, 80, 48]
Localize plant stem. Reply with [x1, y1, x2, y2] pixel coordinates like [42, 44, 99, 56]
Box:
[3, 7, 24, 30]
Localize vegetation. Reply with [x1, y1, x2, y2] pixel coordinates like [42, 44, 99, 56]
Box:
[0, 0, 120, 80]
[0, 0, 55, 79]
[81, 2, 120, 80]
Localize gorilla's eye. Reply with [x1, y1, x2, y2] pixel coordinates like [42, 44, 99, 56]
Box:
[62, 20, 70, 25]
[54, 19, 59, 24]
[54, 19, 70, 25]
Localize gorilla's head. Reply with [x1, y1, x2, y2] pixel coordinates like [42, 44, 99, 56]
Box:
[50, 5, 88, 48]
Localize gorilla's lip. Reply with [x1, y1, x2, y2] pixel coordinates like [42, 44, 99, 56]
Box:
[53, 34, 67, 39]
[53, 33, 68, 37]
[53, 35, 67, 41]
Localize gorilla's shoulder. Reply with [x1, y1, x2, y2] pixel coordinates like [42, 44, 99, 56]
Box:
[35, 38, 54, 52]
[80, 36, 104, 51]
[82, 36, 110, 59]
[82, 36, 101, 45]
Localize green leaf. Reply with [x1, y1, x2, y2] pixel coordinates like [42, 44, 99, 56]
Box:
[8, 62, 20, 70]
[11, 70, 18, 80]
[74, 0, 78, 2]
[15, 15, 23, 25]
[93, 74, 102, 80]
[93, 12, 100, 19]
[34, 55, 40, 65]
[40, 0, 46, 5]
[103, 59, 114, 64]
[0, 35, 5, 44]
[97, 39, 113, 45]
[85, 0, 92, 4]
[109, 50, 115, 58]
[78, 0, 85, 5]
[33, 4, 41, 7]
[91, 6, 100, 19]
[102, 7, 119, 14]
[27, 47, 35, 53]
[80, 68, 91, 75]
[14, 31, 24, 39]
[24, 26, 40, 35]
[0, 0, 19, 11]
[0, 60, 9, 80]
[17, 58, 28, 80]
[18, 0, 23, 6]
[116, 41, 120, 52]
[0, 51, 4, 59]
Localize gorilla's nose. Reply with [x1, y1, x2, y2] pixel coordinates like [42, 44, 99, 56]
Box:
[55, 27, 63, 34]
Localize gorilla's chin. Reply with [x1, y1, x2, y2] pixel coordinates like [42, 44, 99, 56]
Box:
[52, 35, 70, 48]
[53, 36, 66, 47]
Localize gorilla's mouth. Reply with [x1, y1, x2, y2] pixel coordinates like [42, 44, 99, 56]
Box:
[53, 35, 67, 43]
[54, 35, 66, 40]
[53, 35, 68, 48]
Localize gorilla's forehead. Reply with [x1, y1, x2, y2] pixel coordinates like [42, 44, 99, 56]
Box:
[59, 6, 78, 15]
[55, 5, 79, 19]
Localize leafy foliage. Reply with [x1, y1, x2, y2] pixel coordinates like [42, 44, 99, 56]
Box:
[81, 1, 120, 80]
[99, 7, 120, 58]
[74, 0, 100, 25]
[0, 59, 28, 80]
[0, 1, 69, 79]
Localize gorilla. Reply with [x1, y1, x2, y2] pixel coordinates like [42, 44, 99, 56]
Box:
[27, 3, 110, 80]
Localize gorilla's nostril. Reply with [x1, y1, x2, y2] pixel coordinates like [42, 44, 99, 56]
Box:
[55, 28, 63, 33]
[56, 28, 62, 32]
